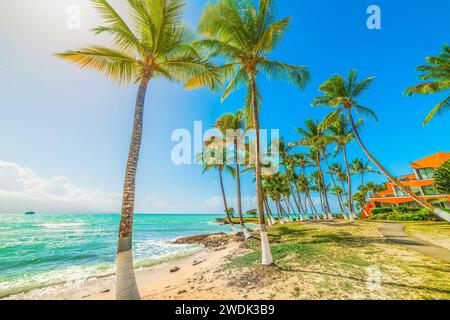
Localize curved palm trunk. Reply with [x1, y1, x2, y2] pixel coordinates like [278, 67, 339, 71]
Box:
[347, 109, 450, 222]
[342, 144, 355, 222]
[323, 154, 348, 219]
[218, 169, 233, 225]
[250, 74, 273, 265]
[318, 152, 333, 219]
[115, 76, 150, 300]
[234, 139, 245, 229]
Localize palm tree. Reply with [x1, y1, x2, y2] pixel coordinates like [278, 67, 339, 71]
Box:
[273, 138, 306, 219]
[198, 147, 235, 226]
[405, 44, 450, 125]
[192, 0, 311, 265]
[435, 160, 450, 195]
[294, 154, 319, 218]
[350, 158, 379, 217]
[56, 0, 220, 300]
[325, 114, 359, 220]
[214, 110, 249, 233]
[323, 150, 347, 219]
[293, 120, 333, 219]
[313, 70, 450, 222]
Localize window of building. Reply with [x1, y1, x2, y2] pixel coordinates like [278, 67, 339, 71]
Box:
[394, 186, 409, 197]
[410, 186, 423, 196]
[416, 168, 435, 180]
[422, 185, 439, 196]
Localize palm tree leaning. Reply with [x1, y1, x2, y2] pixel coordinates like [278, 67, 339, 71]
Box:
[313, 70, 450, 222]
[350, 158, 379, 217]
[198, 147, 235, 226]
[405, 44, 450, 126]
[56, 0, 220, 300]
[190, 0, 311, 265]
[214, 110, 252, 236]
[293, 120, 333, 219]
[325, 114, 360, 220]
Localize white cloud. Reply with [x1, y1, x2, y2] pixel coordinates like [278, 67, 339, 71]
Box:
[0, 160, 262, 215]
[0, 160, 120, 214]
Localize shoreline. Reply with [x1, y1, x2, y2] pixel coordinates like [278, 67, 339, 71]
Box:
[4, 233, 244, 300]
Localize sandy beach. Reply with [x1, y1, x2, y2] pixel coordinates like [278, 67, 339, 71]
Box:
[4, 221, 450, 301]
[5, 233, 248, 300]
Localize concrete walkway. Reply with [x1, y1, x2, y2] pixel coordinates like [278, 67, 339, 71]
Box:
[379, 223, 450, 263]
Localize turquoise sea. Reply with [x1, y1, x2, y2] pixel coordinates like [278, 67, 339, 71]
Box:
[0, 213, 231, 298]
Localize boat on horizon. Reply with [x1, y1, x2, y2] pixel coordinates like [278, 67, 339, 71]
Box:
[24, 211, 36, 215]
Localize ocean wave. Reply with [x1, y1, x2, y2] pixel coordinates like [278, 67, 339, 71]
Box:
[0, 240, 204, 299]
[40, 223, 88, 229]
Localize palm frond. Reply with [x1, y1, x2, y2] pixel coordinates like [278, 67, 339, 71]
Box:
[55, 46, 140, 83]
[423, 95, 450, 125]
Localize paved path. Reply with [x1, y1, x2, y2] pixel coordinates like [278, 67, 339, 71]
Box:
[379, 223, 450, 263]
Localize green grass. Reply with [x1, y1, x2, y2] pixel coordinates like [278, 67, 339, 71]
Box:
[404, 222, 450, 250]
[224, 221, 450, 300]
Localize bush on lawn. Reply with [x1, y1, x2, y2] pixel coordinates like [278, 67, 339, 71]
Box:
[371, 207, 394, 215]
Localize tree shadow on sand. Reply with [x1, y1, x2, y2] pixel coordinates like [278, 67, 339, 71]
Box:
[276, 267, 450, 295]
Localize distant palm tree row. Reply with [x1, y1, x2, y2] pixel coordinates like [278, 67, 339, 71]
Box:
[56, 0, 449, 300]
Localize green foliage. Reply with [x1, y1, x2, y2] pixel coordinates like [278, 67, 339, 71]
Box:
[369, 209, 439, 221]
[405, 44, 450, 125]
[56, 0, 220, 88]
[396, 206, 421, 213]
[246, 209, 258, 217]
[195, 0, 310, 120]
[434, 160, 450, 194]
[371, 207, 393, 215]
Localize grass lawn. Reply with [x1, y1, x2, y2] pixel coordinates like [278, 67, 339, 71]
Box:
[404, 222, 450, 250]
[223, 221, 450, 300]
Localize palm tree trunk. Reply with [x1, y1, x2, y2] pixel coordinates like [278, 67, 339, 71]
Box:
[318, 152, 333, 219]
[347, 108, 450, 222]
[360, 173, 368, 218]
[250, 74, 273, 265]
[342, 144, 355, 222]
[115, 76, 150, 300]
[234, 139, 245, 228]
[218, 169, 233, 224]
[323, 154, 348, 218]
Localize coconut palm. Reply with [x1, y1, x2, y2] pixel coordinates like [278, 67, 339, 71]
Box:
[435, 160, 450, 195]
[197, 147, 235, 225]
[405, 44, 450, 126]
[294, 154, 319, 218]
[214, 110, 248, 232]
[293, 120, 333, 219]
[273, 138, 306, 219]
[324, 114, 360, 220]
[191, 0, 311, 265]
[350, 158, 380, 217]
[56, 0, 221, 300]
[313, 70, 450, 222]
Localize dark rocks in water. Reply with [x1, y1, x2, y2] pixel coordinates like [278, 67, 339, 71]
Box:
[24, 211, 36, 215]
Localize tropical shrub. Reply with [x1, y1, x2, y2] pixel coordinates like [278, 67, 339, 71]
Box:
[396, 206, 421, 213]
[369, 209, 439, 221]
[371, 207, 393, 214]
[435, 160, 450, 194]
[247, 209, 258, 217]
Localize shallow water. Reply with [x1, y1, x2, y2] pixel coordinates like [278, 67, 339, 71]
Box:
[0, 213, 230, 298]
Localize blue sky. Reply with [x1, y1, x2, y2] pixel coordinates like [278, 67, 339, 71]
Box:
[0, 0, 449, 214]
